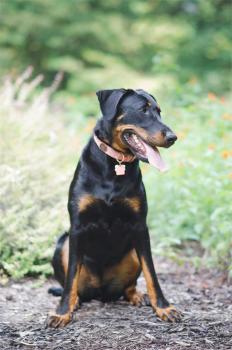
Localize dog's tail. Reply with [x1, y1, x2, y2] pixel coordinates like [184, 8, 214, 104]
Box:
[48, 287, 63, 297]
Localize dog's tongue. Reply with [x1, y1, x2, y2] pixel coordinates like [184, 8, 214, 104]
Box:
[142, 141, 168, 172]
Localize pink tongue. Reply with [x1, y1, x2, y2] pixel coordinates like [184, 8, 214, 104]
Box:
[142, 141, 168, 172]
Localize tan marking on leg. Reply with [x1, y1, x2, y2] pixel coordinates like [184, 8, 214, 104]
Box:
[124, 285, 144, 306]
[155, 305, 181, 322]
[69, 265, 80, 312]
[141, 257, 182, 322]
[78, 194, 96, 212]
[78, 264, 100, 295]
[124, 197, 140, 213]
[141, 257, 157, 306]
[61, 236, 69, 277]
[48, 263, 81, 328]
[47, 312, 72, 328]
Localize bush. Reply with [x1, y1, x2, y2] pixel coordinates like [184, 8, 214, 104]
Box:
[0, 69, 79, 278]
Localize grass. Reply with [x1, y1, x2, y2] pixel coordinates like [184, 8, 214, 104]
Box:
[0, 70, 231, 281]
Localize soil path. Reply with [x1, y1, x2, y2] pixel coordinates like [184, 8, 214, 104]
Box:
[0, 260, 231, 350]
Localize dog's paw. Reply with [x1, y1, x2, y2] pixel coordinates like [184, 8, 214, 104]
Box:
[47, 312, 72, 328]
[126, 292, 151, 307]
[129, 291, 145, 307]
[154, 305, 181, 322]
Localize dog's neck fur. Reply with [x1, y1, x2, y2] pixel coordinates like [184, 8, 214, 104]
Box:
[80, 135, 141, 199]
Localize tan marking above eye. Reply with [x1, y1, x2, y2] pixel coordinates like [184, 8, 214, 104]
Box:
[113, 124, 150, 141]
[78, 194, 96, 212]
[117, 114, 124, 121]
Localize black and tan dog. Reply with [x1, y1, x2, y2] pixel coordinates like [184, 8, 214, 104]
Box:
[47, 88, 181, 327]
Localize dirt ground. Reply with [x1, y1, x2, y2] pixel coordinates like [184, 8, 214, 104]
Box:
[0, 259, 231, 350]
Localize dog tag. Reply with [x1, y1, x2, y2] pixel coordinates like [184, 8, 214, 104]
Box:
[115, 164, 125, 175]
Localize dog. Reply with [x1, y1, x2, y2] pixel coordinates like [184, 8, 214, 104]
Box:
[47, 88, 181, 328]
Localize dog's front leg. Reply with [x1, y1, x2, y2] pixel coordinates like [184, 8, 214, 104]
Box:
[47, 228, 82, 328]
[135, 227, 181, 322]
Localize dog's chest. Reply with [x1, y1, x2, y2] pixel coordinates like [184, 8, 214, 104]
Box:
[78, 195, 141, 225]
[78, 197, 144, 264]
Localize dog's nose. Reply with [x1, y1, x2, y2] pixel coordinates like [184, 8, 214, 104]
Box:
[165, 131, 177, 144]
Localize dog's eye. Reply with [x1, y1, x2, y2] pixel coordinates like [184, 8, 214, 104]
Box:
[141, 105, 148, 113]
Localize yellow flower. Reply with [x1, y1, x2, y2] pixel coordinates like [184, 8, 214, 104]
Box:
[222, 113, 232, 121]
[221, 150, 232, 159]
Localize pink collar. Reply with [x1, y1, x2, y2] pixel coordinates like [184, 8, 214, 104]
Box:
[93, 133, 135, 163]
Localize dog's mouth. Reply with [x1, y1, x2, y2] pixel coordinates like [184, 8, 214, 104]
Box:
[122, 131, 168, 172]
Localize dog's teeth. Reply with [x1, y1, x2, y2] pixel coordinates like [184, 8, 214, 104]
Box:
[133, 134, 138, 141]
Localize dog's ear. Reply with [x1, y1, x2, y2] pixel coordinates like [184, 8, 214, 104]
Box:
[96, 89, 127, 121]
[136, 89, 157, 103]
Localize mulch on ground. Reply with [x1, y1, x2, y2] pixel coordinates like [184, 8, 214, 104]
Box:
[0, 260, 231, 350]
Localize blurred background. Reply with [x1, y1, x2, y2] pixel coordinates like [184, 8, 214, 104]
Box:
[0, 0, 231, 281]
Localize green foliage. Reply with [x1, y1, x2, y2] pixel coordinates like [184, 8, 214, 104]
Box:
[0, 0, 231, 93]
[144, 83, 232, 275]
[0, 73, 231, 280]
[0, 73, 80, 278]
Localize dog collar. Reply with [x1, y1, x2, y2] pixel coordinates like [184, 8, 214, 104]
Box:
[93, 133, 135, 175]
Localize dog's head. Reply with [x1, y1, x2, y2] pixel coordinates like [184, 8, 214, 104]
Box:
[95, 88, 177, 171]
